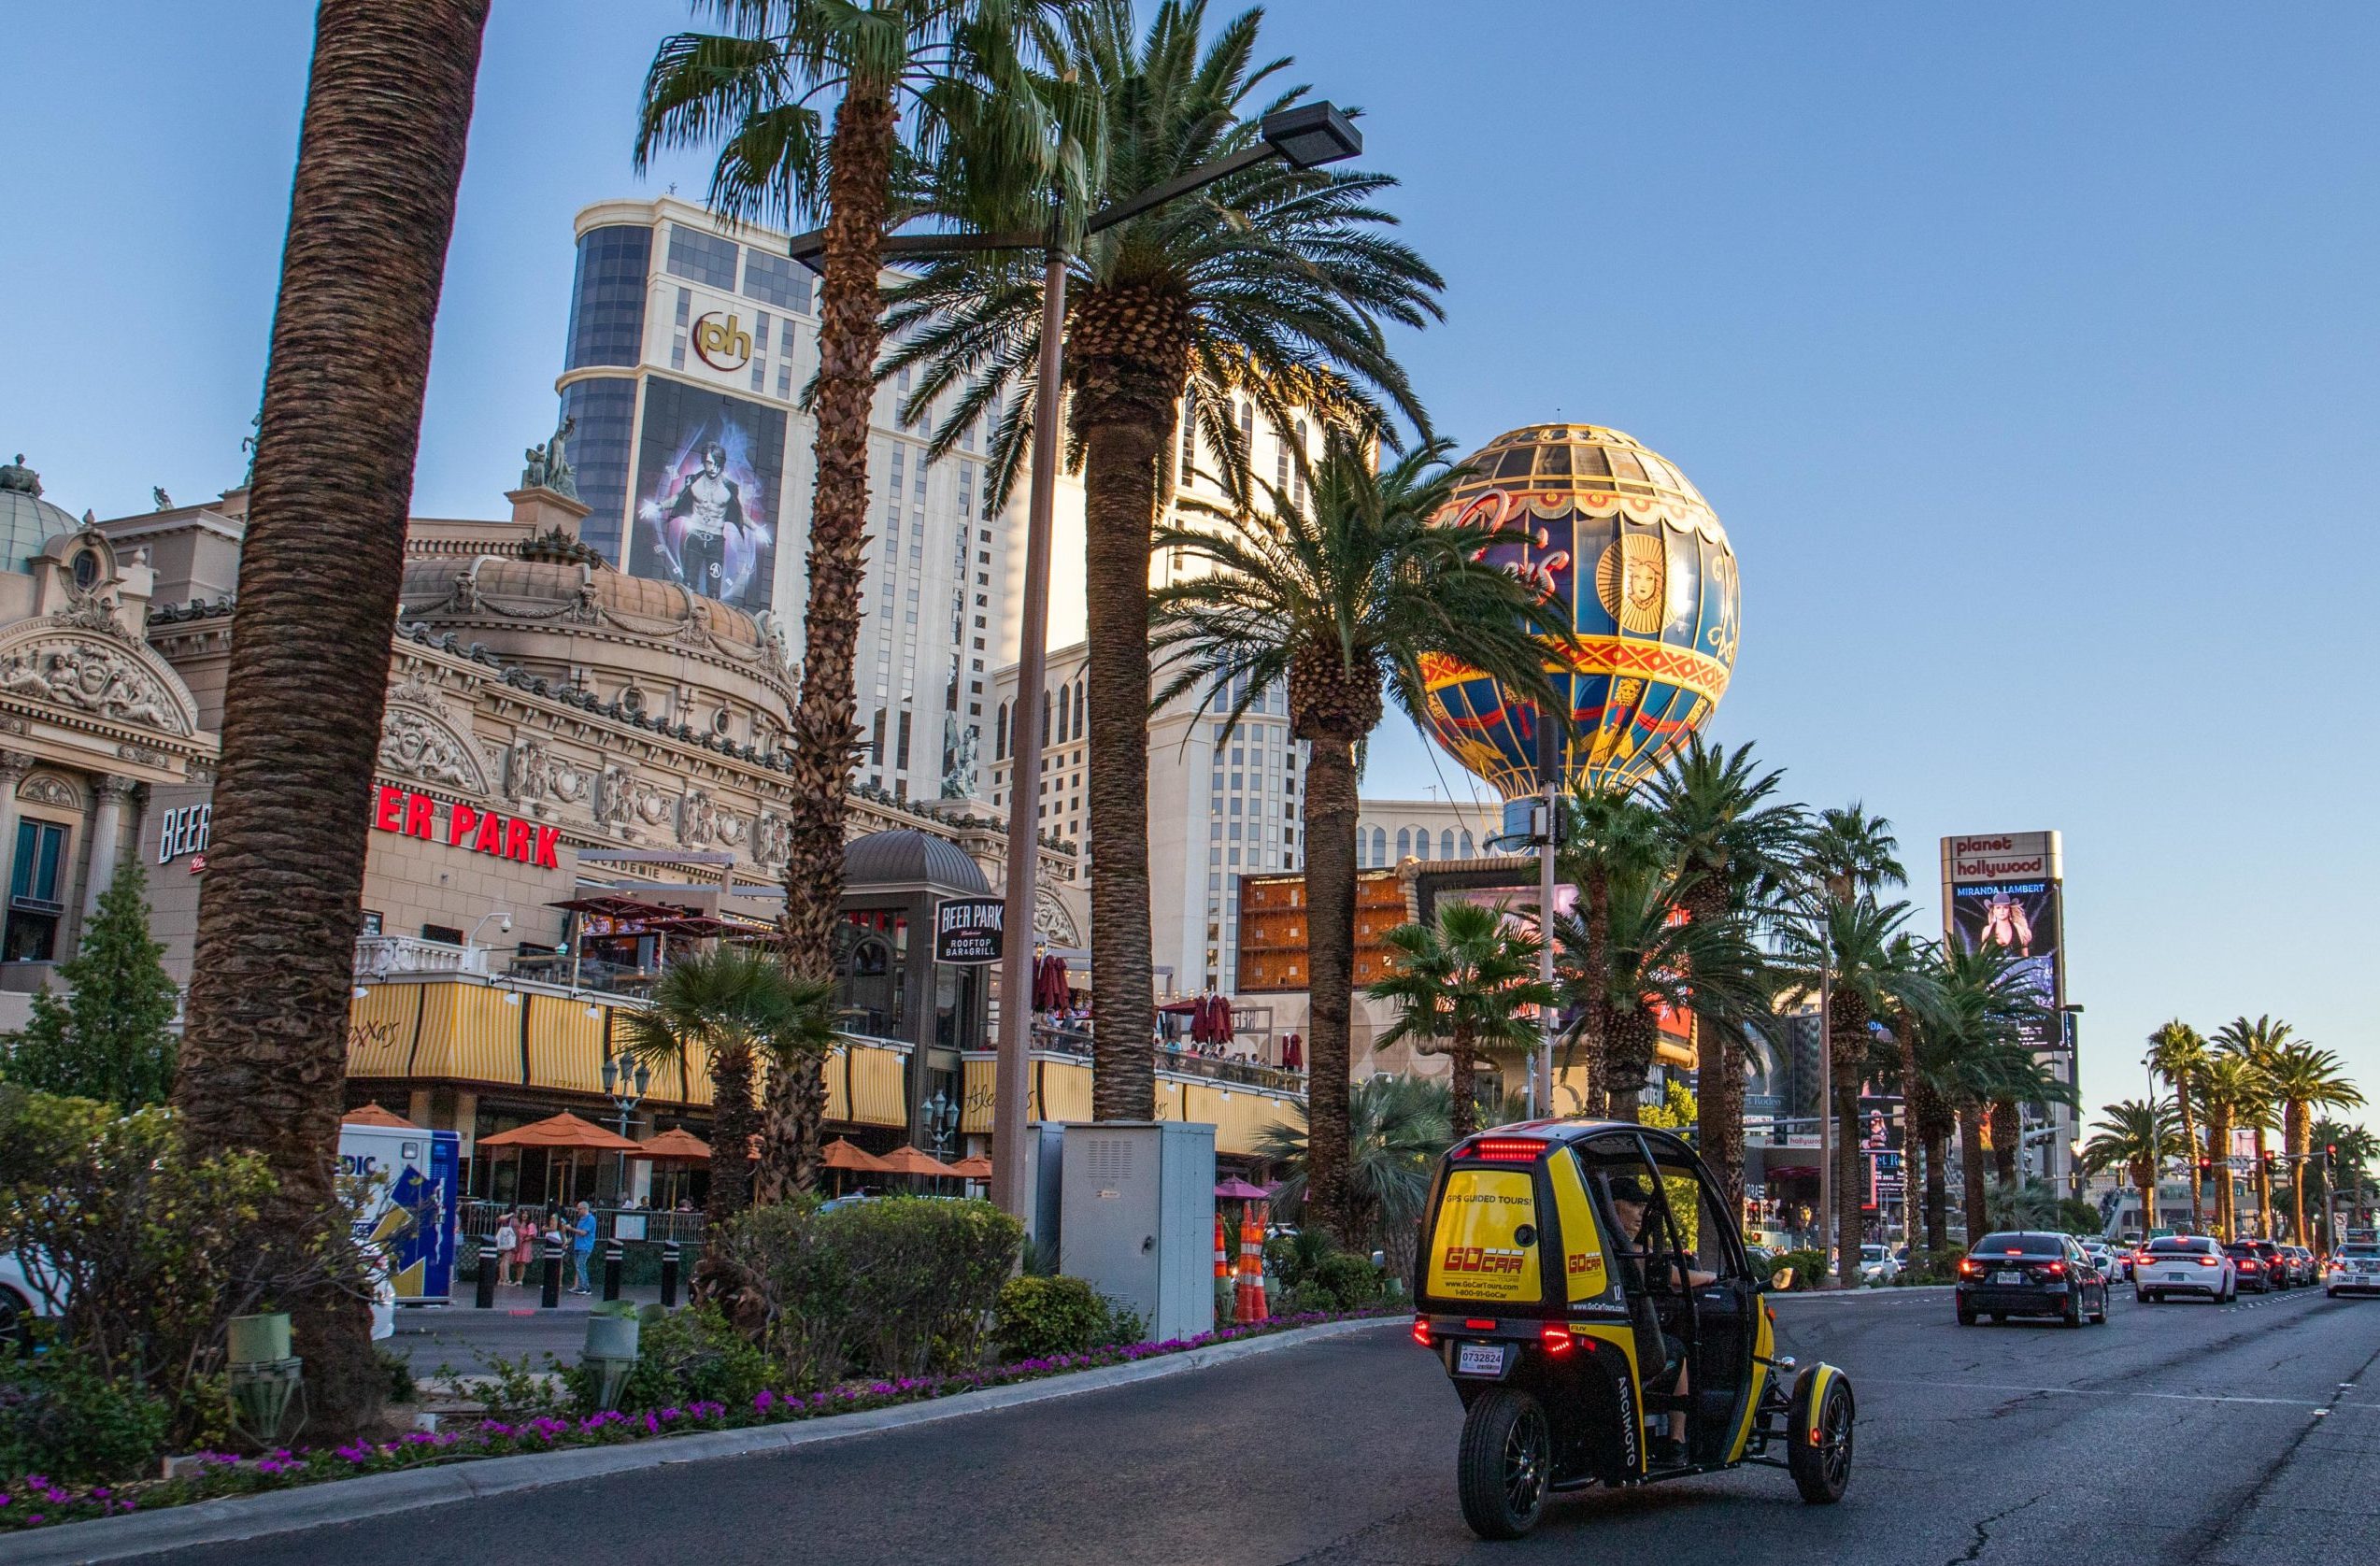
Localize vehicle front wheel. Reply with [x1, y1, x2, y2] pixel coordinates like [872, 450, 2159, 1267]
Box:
[1457, 1388, 1551, 1541]
[1788, 1370, 1855, 1504]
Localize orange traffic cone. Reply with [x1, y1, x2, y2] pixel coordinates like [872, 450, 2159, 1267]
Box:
[1235, 1203, 1269, 1323]
[1215, 1212, 1229, 1280]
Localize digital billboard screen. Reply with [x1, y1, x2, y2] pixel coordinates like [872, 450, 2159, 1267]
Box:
[629, 377, 782, 613]
[1946, 877, 2061, 1046]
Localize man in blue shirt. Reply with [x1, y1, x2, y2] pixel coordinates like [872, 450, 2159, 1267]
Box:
[570, 1201, 598, 1295]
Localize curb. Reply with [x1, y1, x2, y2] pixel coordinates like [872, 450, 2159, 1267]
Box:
[1, 1317, 1396, 1565]
[1774, 1285, 1954, 1302]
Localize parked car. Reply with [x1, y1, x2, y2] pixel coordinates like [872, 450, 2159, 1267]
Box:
[1956, 1231, 2109, 1326]
[1860, 1244, 1901, 1285]
[2327, 1241, 2380, 1298]
[0, 1252, 64, 1353]
[2134, 1234, 2235, 1303]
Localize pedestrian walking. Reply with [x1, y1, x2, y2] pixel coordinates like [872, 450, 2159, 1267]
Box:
[492, 1214, 518, 1287]
[514, 1210, 538, 1284]
[570, 1200, 597, 1294]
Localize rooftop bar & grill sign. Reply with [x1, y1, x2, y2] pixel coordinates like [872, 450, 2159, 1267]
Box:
[934, 896, 1004, 964]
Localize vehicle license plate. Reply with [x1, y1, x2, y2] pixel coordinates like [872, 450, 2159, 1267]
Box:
[1457, 1343, 1507, 1377]
[1992, 1270, 2023, 1285]
[2164, 1270, 2191, 1282]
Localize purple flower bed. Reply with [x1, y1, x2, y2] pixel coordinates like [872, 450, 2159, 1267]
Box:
[0, 1309, 1390, 1534]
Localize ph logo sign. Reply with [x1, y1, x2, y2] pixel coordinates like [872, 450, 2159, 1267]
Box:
[693, 311, 752, 372]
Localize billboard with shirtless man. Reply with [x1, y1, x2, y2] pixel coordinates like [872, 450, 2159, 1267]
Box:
[629, 377, 782, 612]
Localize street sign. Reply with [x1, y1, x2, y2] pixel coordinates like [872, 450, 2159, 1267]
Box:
[933, 897, 1004, 964]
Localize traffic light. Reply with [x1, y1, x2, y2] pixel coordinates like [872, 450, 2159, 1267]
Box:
[2196, 1156, 2215, 1181]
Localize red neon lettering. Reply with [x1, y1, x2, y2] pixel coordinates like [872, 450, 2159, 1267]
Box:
[449, 804, 477, 847]
[534, 825, 560, 870]
[404, 792, 435, 840]
[505, 819, 531, 861]
[473, 811, 504, 855]
[375, 786, 404, 833]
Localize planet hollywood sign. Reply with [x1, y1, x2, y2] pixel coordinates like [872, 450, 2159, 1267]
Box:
[1944, 832, 2059, 885]
[373, 785, 563, 870]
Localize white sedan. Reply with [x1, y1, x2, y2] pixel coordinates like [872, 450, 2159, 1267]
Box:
[2134, 1234, 2236, 1303]
[1859, 1245, 1901, 1285]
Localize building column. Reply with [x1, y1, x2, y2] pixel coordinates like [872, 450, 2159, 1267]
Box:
[82, 775, 134, 920]
[0, 752, 31, 897]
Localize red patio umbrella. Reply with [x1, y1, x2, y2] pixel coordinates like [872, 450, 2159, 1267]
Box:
[343, 1103, 420, 1129]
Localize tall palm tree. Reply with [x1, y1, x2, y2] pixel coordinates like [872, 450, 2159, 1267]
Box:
[1801, 804, 1905, 904]
[636, 0, 1075, 1199]
[2265, 1044, 2362, 1242]
[2311, 1118, 2376, 1243]
[1925, 940, 2059, 1242]
[1552, 782, 1668, 1111]
[2085, 1098, 2180, 1245]
[1255, 1073, 1452, 1276]
[1775, 896, 1934, 1282]
[2145, 1020, 2209, 1228]
[2196, 1051, 2266, 1238]
[1367, 903, 1554, 1143]
[619, 946, 837, 1230]
[1148, 435, 1564, 1240]
[2213, 1016, 2294, 1237]
[1642, 738, 1805, 1221]
[172, 0, 492, 1440]
[1550, 865, 1774, 1122]
[889, 0, 1443, 1124]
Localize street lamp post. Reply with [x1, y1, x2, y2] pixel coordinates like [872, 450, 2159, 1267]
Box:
[599, 1049, 650, 1203]
[788, 104, 1365, 1225]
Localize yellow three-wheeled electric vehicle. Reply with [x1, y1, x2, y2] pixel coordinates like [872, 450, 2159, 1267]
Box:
[1411, 1120, 1856, 1539]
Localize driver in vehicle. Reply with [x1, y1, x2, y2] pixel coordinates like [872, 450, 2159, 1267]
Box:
[1607, 1175, 1716, 1467]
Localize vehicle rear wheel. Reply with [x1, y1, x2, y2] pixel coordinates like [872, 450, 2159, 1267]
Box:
[1788, 1370, 1855, 1504]
[1457, 1388, 1550, 1541]
[1956, 1300, 1976, 1326]
[2089, 1289, 2108, 1325]
[2137, 1290, 2153, 1303]
[2060, 1290, 2082, 1328]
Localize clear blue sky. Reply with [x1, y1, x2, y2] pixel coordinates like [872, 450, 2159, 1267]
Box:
[7, 3, 2376, 1122]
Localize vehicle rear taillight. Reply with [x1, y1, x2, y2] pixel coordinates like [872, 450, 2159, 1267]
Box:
[1958, 1258, 1982, 1276]
[2042, 1260, 2064, 1276]
[1412, 1316, 1432, 1346]
[1464, 1318, 1497, 1331]
[2197, 1256, 2219, 1267]
[2240, 1260, 2259, 1271]
[1468, 1138, 1544, 1162]
[1541, 1323, 1574, 1356]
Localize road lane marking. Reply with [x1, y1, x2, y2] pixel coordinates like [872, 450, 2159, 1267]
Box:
[1860, 1376, 2344, 1410]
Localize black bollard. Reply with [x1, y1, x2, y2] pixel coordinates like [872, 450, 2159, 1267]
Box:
[541, 1236, 563, 1309]
[603, 1239, 624, 1303]
[475, 1241, 498, 1309]
[660, 1240, 680, 1308]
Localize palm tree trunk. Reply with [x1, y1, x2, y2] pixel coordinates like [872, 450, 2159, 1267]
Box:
[1298, 732, 1361, 1242]
[2252, 1126, 2272, 1238]
[1604, 1012, 1660, 1123]
[1923, 1126, 1948, 1252]
[2173, 1083, 2204, 1228]
[1832, 1066, 1862, 1280]
[2136, 1162, 2156, 1246]
[1687, 888, 1743, 1225]
[1448, 1042, 1478, 1143]
[2287, 1103, 2308, 1243]
[171, 0, 488, 1442]
[1988, 1100, 2019, 1187]
[706, 1044, 757, 1226]
[757, 84, 897, 1203]
[1959, 1104, 1988, 1246]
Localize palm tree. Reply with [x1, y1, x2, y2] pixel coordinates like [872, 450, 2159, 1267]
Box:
[1367, 903, 1554, 1143]
[171, 0, 492, 1440]
[2196, 1051, 2267, 1238]
[2311, 1118, 2376, 1243]
[619, 946, 837, 1230]
[2213, 1016, 2295, 1236]
[1642, 738, 1805, 1221]
[1148, 435, 1564, 1241]
[2265, 1044, 2362, 1242]
[1929, 940, 2059, 1242]
[1552, 782, 1668, 1110]
[1550, 865, 1774, 1122]
[2145, 1020, 2209, 1228]
[636, 0, 1074, 1200]
[1775, 896, 1934, 1282]
[1255, 1073, 1452, 1277]
[2085, 1098, 2180, 1244]
[1801, 804, 1905, 904]
[888, 0, 1444, 1124]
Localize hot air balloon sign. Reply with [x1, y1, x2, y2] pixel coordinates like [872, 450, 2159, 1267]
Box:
[1419, 424, 1739, 801]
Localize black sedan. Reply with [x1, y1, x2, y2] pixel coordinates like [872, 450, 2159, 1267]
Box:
[1957, 1231, 2111, 1327]
[2224, 1241, 2275, 1292]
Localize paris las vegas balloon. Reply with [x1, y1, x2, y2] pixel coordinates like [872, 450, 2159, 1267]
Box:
[1418, 424, 1739, 800]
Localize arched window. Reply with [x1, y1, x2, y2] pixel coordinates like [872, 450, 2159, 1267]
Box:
[1460, 830, 1475, 858]
[1041, 690, 1051, 750]
[1072, 677, 1085, 739]
[1396, 827, 1411, 860]
[995, 702, 1008, 761]
[1440, 829, 1456, 860]
[1371, 826, 1387, 864]
[1056, 683, 1070, 743]
[1415, 832, 1431, 861]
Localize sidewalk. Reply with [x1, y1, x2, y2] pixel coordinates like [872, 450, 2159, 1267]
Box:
[390, 1284, 668, 1375]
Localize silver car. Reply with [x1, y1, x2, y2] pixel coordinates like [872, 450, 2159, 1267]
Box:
[2327, 1242, 2380, 1298]
[2134, 1233, 2235, 1303]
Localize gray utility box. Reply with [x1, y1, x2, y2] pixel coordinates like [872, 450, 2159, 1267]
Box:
[1059, 1120, 1216, 1344]
[1021, 1121, 1066, 1258]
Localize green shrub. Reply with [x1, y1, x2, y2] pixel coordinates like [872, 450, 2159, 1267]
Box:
[1263, 1230, 1333, 1293]
[1771, 1248, 1829, 1290]
[991, 1276, 1109, 1361]
[1311, 1252, 1387, 1309]
[619, 1303, 767, 1413]
[0, 1353, 171, 1483]
[379, 1348, 418, 1404]
[1894, 1246, 1966, 1286]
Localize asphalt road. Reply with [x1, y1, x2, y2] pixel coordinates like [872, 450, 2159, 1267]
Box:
[151, 1284, 2379, 1566]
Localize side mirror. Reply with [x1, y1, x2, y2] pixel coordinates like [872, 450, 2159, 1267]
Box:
[1767, 1265, 1797, 1293]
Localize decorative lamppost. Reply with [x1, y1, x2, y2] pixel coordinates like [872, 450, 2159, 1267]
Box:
[922, 1088, 961, 1160]
[599, 1048, 651, 1202]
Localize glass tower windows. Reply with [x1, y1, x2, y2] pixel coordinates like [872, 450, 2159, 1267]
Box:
[743, 248, 813, 313]
[556, 377, 639, 565]
[663, 223, 738, 290]
[563, 225, 650, 371]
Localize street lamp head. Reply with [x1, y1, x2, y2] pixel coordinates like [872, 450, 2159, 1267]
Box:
[601, 1055, 617, 1095]
[634, 1062, 651, 1096]
[1261, 102, 1361, 169]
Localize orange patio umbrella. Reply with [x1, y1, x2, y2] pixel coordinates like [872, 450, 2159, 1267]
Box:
[875, 1145, 964, 1180]
[342, 1103, 420, 1129]
[630, 1128, 713, 1161]
[822, 1137, 891, 1172]
[478, 1112, 643, 1208]
[949, 1155, 993, 1178]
